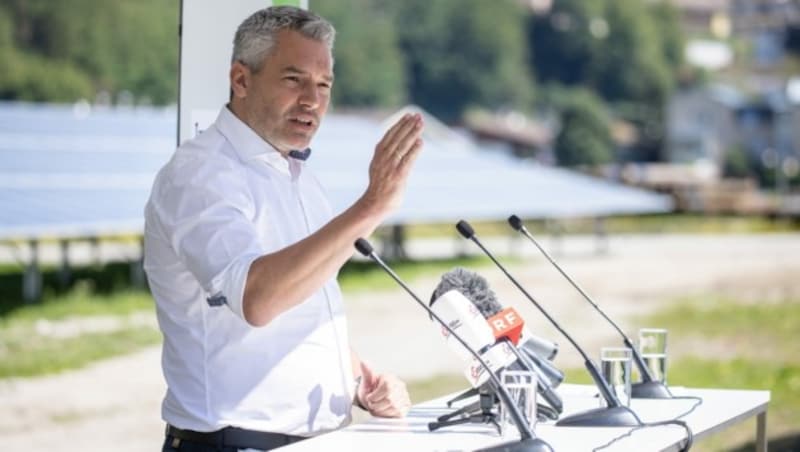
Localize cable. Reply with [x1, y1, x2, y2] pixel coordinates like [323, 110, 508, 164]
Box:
[670, 395, 703, 419]
[590, 395, 703, 452]
[592, 419, 694, 452]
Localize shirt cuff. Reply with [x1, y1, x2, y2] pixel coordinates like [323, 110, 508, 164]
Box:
[208, 252, 262, 322]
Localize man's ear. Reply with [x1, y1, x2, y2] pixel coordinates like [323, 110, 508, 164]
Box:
[230, 61, 250, 99]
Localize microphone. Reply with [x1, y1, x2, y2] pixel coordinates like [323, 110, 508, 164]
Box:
[507, 214, 672, 399]
[455, 221, 642, 427]
[354, 238, 553, 452]
[431, 267, 559, 362]
[431, 268, 565, 415]
[429, 290, 518, 388]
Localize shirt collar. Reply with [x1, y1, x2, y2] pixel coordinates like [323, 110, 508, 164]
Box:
[214, 106, 312, 175]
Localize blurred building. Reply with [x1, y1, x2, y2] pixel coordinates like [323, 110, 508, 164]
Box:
[670, 0, 800, 72]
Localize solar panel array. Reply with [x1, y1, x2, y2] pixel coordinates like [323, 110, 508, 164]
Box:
[0, 102, 671, 241]
[0, 102, 175, 240]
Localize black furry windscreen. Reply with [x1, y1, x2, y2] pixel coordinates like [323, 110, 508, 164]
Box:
[430, 267, 502, 317]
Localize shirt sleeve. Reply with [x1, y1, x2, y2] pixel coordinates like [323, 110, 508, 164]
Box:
[154, 162, 264, 321]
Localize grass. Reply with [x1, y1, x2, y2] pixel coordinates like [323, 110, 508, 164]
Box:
[401, 213, 799, 238]
[338, 255, 498, 293]
[0, 326, 161, 378]
[0, 280, 158, 378]
[2, 282, 154, 321]
[407, 373, 467, 404]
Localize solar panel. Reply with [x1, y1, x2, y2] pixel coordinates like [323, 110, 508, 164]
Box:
[0, 102, 671, 242]
[0, 102, 175, 241]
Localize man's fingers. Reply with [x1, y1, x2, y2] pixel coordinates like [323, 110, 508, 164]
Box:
[366, 377, 391, 403]
[398, 138, 423, 171]
[378, 113, 414, 150]
[385, 115, 422, 158]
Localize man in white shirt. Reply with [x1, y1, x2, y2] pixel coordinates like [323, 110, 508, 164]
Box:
[144, 6, 423, 451]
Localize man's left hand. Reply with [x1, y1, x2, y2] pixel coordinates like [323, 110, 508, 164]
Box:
[357, 361, 411, 418]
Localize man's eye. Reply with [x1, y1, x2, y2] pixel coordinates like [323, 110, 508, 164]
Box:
[284, 76, 300, 83]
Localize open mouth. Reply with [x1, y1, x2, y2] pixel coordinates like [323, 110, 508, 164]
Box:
[290, 117, 314, 127]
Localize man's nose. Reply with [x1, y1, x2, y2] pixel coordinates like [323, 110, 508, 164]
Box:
[298, 83, 320, 109]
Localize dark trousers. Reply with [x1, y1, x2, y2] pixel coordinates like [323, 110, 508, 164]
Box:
[162, 436, 243, 452]
[162, 427, 306, 452]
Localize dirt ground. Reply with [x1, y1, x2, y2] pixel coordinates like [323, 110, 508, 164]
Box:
[1, 233, 798, 451]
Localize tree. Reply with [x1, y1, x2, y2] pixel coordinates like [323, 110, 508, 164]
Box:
[0, 0, 178, 104]
[527, 0, 604, 86]
[528, 0, 682, 162]
[554, 89, 614, 167]
[311, 0, 406, 108]
[392, 0, 534, 121]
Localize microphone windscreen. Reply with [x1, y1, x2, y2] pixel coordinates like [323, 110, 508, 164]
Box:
[429, 289, 495, 362]
[508, 215, 523, 231]
[456, 220, 474, 239]
[431, 268, 502, 317]
[354, 238, 373, 256]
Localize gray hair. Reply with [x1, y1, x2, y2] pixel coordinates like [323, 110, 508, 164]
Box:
[232, 6, 335, 71]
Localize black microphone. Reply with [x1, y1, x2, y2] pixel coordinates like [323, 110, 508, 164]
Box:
[354, 238, 553, 452]
[507, 214, 672, 399]
[455, 221, 642, 427]
[431, 268, 564, 415]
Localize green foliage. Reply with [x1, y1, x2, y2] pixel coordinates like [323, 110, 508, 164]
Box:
[528, 0, 683, 162]
[0, 0, 689, 154]
[392, 0, 534, 121]
[723, 145, 752, 178]
[554, 88, 613, 166]
[311, 0, 406, 108]
[0, 0, 178, 104]
[527, 0, 604, 86]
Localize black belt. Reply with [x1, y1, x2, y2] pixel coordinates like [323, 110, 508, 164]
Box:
[166, 424, 306, 450]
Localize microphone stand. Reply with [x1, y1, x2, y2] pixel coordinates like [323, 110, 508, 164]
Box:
[455, 221, 641, 427]
[355, 238, 553, 452]
[507, 215, 672, 399]
[429, 387, 501, 434]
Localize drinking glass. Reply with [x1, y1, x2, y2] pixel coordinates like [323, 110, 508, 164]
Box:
[498, 369, 537, 438]
[638, 328, 669, 384]
[600, 347, 632, 407]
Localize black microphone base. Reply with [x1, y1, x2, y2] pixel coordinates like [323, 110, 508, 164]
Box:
[631, 380, 672, 399]
[556, 405, 640, 427]
[475, 437, 554, 452]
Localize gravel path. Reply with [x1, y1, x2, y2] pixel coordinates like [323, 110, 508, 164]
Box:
[1, 233, 798, 451]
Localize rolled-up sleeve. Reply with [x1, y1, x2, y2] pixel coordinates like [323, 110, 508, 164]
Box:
[155, 163, 264, 321]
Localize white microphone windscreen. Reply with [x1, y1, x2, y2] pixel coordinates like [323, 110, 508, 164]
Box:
[430, 290, 495, 362]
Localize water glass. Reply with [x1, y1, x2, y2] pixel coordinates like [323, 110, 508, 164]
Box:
[600, 347, 632, 407]
[498, 369, 537, 438]
[638, 328, 669, 384]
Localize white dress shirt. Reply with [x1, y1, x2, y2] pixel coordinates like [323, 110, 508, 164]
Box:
[144, 106, 355, 436]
